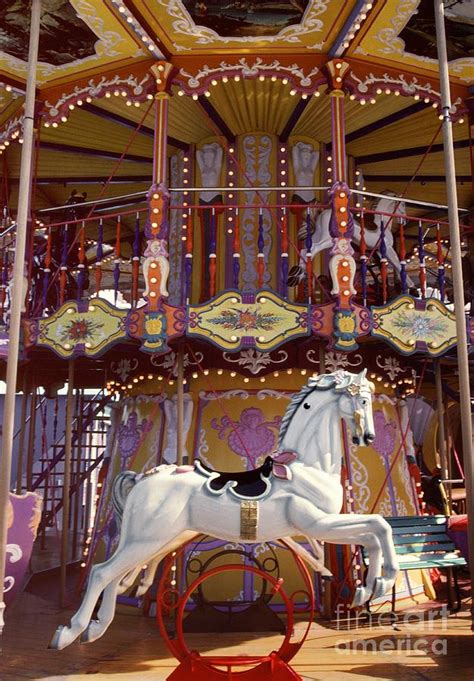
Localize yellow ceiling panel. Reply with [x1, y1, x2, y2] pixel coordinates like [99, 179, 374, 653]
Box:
[168, 91, 214, 142]
[40, 108, 153, 158]
[364, 179, 472, 212]
[357, 148, 471, 176]
[5, 146, 151, 179]
[203, 79, 296, 136]
[294, 93, 415, 141]
[346, 107, 468, 157]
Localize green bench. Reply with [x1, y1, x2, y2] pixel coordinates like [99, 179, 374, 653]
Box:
[362, 515, 467, 613]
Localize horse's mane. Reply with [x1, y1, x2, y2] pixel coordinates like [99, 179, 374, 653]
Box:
[278, 377, 333, 446]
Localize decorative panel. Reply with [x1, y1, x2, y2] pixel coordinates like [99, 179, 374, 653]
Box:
[188, 290, 309, 351]
[371, 295, 457, 356]
[25, 298, 128, 358]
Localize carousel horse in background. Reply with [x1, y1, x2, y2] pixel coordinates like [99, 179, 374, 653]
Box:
[288, 191, 416, 290]
[50, 369, 399, 650]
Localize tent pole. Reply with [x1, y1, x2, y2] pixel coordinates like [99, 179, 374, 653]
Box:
[434, 361, 451, 510]
[176, 343, 185, 466]
[434, 0, 474, 625]
[60, 360, 75, 607]
[15, 370, 30, 494]
[0, 0, 41, 644]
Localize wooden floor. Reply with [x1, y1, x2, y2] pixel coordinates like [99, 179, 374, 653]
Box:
[1, 590, 473, 681]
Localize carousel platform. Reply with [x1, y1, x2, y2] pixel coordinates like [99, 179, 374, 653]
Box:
[2, 588, 473, 681]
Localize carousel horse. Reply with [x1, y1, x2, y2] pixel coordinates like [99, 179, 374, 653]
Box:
[288, 192, 415, 289]
[50, 369, 399, 650]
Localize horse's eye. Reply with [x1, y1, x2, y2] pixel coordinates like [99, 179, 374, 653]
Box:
[304, 402, 311, 410]
[361, 399, 367, 406]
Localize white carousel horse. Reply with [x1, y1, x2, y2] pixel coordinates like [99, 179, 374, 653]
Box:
[288, 192, 415, 289]
[50, 369, 399, 650]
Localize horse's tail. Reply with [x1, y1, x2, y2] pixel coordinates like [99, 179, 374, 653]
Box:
[112, 471, 139, 522]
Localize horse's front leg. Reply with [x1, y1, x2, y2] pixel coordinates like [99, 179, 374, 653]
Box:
[288, 500, 398, 606]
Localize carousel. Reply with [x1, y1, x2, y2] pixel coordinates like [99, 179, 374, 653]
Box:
[0, 1, 473, 679]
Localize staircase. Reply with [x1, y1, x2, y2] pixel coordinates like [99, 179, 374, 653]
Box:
[31, 388, 112, 559]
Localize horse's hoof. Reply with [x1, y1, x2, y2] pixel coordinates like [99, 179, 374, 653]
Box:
[135, 583, 150, 597]
[81, 620, 100, 644]
[49, 625, 67, 650]
[351, 586, 370, 608]
[372, 577, 391, 600]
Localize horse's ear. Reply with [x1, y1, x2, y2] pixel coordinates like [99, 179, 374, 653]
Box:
[359, 369, 367, 380]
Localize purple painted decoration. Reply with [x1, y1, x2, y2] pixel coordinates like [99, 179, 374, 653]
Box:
[418, 220, 427, 298]
[371, 411, 398, 513]
[2, 246, 9, 319]
[436, 223, 445, 302]
[77, 223, 86, 301]
[257, 209, 265, 288]
[185, 210, 193, 303]
[113, 216, 121, 304]
[211, 407, 281, 471]
[96, 218, 104, 262]
[133, 213, 141, 260]
[360, 257, 368, 307]
[233, 208, 240, 289]
[399, 219, 408, 295]
[113, 262, 120, 303]
[4, 492, 42, 606]
[209, 207, 217, 256]
[61, 224, 69, 268]
[379, 219, 388, 303]
[280, 209, 288, 299]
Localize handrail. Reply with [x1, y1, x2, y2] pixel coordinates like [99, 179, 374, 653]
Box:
[12, 395, 46, 441]
[32, 388, 109, 490]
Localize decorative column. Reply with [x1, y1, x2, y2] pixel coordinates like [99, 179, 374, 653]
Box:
[326, 60, 350, 184]
[142, 62, 174, 352]
[325, 60, 358, 351]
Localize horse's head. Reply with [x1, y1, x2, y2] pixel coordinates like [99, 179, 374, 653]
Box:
[333, 369, 376, 446]
[373, 191, 406, 225]
[279, 369, 376, 455]
[297, 369, 375, 446]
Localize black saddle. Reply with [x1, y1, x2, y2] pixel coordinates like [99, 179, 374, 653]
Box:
[195, 456, 274, 500]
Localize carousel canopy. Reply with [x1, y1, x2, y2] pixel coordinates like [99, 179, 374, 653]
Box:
[0, 0, 472, 222]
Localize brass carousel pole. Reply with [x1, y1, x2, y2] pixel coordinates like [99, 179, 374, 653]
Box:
[0, 0, 41, 642]
[434, 0, 474, 620]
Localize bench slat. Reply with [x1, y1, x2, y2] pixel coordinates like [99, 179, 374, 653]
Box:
[391, 533, 452, 545]
[386, 515, 447, 525]
[395, 543, 457, 555]
[398, 557, 467, 569]
[391, 524, 448, 535]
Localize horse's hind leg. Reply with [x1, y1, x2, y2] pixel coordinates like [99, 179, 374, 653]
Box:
[81, 532, 199, 644]
[118, 565, 141, 594]
[50, 541, 157, 650]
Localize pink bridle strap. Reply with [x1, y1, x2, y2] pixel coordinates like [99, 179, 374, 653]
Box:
[271, 450, 298, 480]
